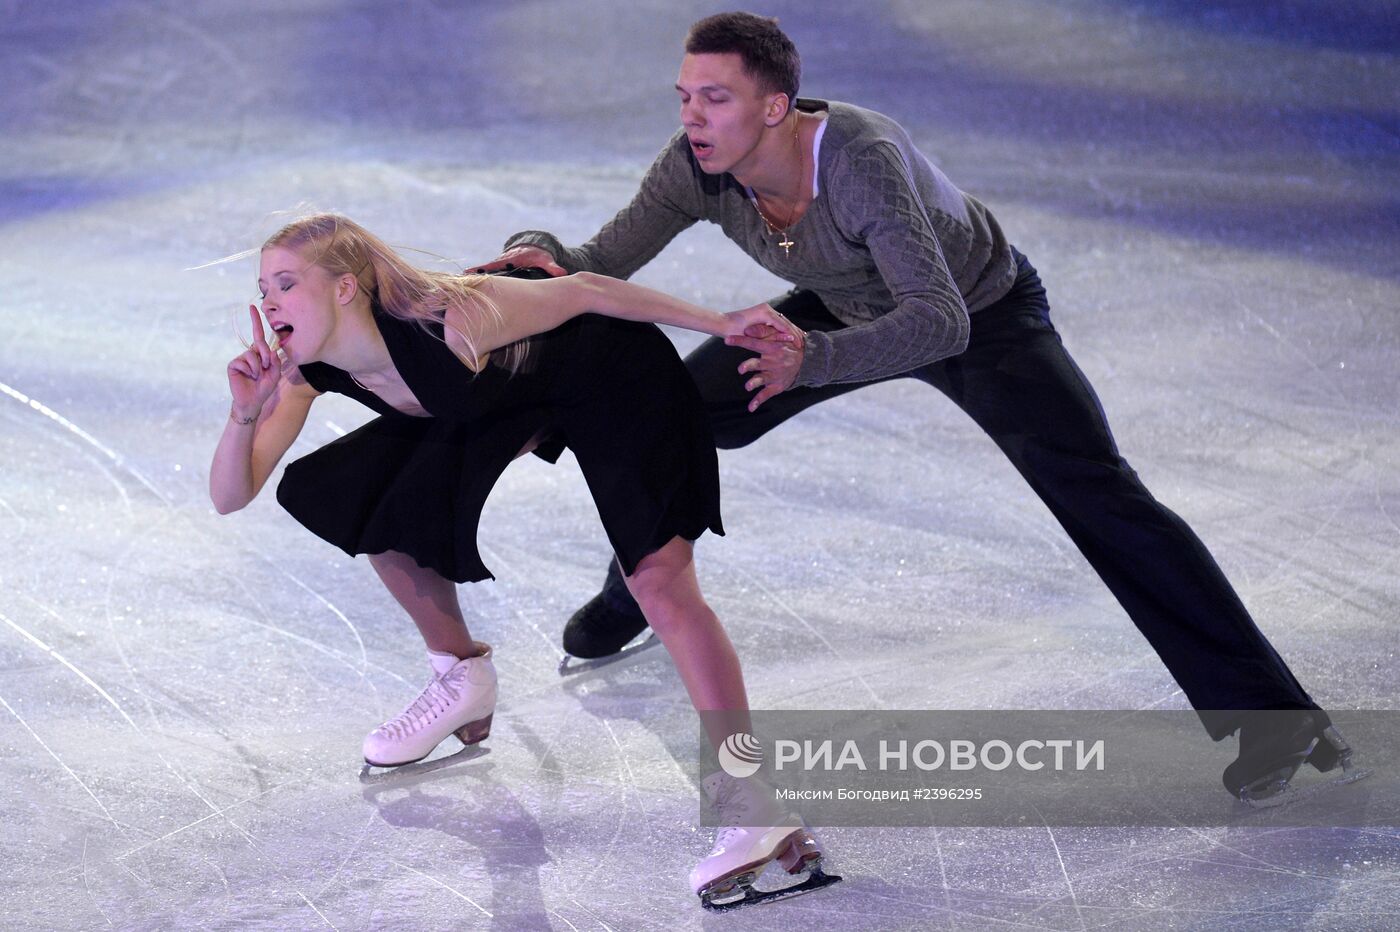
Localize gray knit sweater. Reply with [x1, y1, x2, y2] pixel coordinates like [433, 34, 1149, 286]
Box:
[507, 99, 1018, 388]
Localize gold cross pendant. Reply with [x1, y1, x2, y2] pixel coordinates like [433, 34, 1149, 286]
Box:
[778, 235, 794, 256]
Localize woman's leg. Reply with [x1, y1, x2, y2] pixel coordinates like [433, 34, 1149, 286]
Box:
[359, 551, 497, 766]
[622, 536, 751, 749]
[368, 550, 484, 659]
[570, 290, 881, 658]
[627, 539, 829, 897]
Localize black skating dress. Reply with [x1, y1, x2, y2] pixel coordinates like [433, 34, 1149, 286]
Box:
[275, 278, 724, 583]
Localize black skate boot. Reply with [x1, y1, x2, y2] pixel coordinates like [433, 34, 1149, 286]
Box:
[1222, 711, 1370, 807]
[559, 560, 655, 675]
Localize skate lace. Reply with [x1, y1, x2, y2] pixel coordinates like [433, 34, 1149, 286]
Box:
[378, 666, 468, 739]
[711, 779, 752, 849]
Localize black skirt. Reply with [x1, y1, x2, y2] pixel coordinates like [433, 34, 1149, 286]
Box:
[277, 313, 723, 583]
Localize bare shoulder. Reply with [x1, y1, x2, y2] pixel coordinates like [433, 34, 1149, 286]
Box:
[453, 272, 573, 325]
[443, 273, 592, 359]
[482, 272, 598, 318]
[469, 272, 554, 307]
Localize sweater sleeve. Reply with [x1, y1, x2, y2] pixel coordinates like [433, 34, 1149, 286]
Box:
[795, 142, 970, 387]
[505, 134, 700, 280]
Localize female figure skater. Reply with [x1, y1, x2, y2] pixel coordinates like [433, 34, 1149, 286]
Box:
[208, 214, 835, 909]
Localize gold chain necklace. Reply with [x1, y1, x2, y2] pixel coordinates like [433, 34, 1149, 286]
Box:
[750, 114, 802, 257]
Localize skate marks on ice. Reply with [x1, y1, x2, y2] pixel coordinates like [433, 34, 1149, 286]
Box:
[0, 373, 428, 926]
[4, 0, 1399, 927]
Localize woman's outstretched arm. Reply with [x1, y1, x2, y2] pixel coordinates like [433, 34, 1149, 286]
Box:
[458, 272, 796, 357]
[210, 305, 320, 513]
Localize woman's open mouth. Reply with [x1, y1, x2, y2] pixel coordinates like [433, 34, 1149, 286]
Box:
[270, 323, 293, 354]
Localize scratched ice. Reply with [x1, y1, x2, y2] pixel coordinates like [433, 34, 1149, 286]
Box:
[1, 1, 1398, 929]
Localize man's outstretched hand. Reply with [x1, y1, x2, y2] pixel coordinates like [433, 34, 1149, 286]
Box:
[470, 244, 567, 277]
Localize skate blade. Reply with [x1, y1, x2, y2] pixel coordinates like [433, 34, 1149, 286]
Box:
[700, 866, 843, 912]
[1238, 757, 1309, 803]
[557, 632, 661, 677]
[694, 827, 807, 900]
[357, 743, 490, 786]
[1241, 763, 1373, 810]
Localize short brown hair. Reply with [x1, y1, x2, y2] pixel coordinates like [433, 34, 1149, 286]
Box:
[685, 12, 800, 102]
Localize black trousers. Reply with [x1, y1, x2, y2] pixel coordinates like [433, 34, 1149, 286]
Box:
[604, 252, 1322, 740]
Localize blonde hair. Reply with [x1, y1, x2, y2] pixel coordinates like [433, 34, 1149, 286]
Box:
[263, 213, 528, 373]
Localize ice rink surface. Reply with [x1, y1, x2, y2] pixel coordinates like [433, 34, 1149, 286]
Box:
[2, 1, 1398, 928]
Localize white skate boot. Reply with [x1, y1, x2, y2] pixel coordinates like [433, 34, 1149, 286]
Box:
[690, 771, 841, 912]
[362, 646, 496, 767]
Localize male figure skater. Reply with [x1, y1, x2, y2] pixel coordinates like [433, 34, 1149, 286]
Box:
[476, 12, 1356, 801]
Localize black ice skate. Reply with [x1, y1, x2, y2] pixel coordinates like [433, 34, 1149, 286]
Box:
[557, 592, 656, 676]
[1223, 711, 1371, 808]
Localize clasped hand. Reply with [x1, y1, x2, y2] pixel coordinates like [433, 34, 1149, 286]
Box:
[721, 304, 806, 412]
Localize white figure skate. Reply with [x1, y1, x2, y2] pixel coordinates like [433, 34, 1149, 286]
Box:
[362, 646, 496, 767]
[690, 771, 841, 912]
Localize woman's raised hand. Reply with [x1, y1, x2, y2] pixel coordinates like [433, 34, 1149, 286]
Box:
[227, 304, 282, 421]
